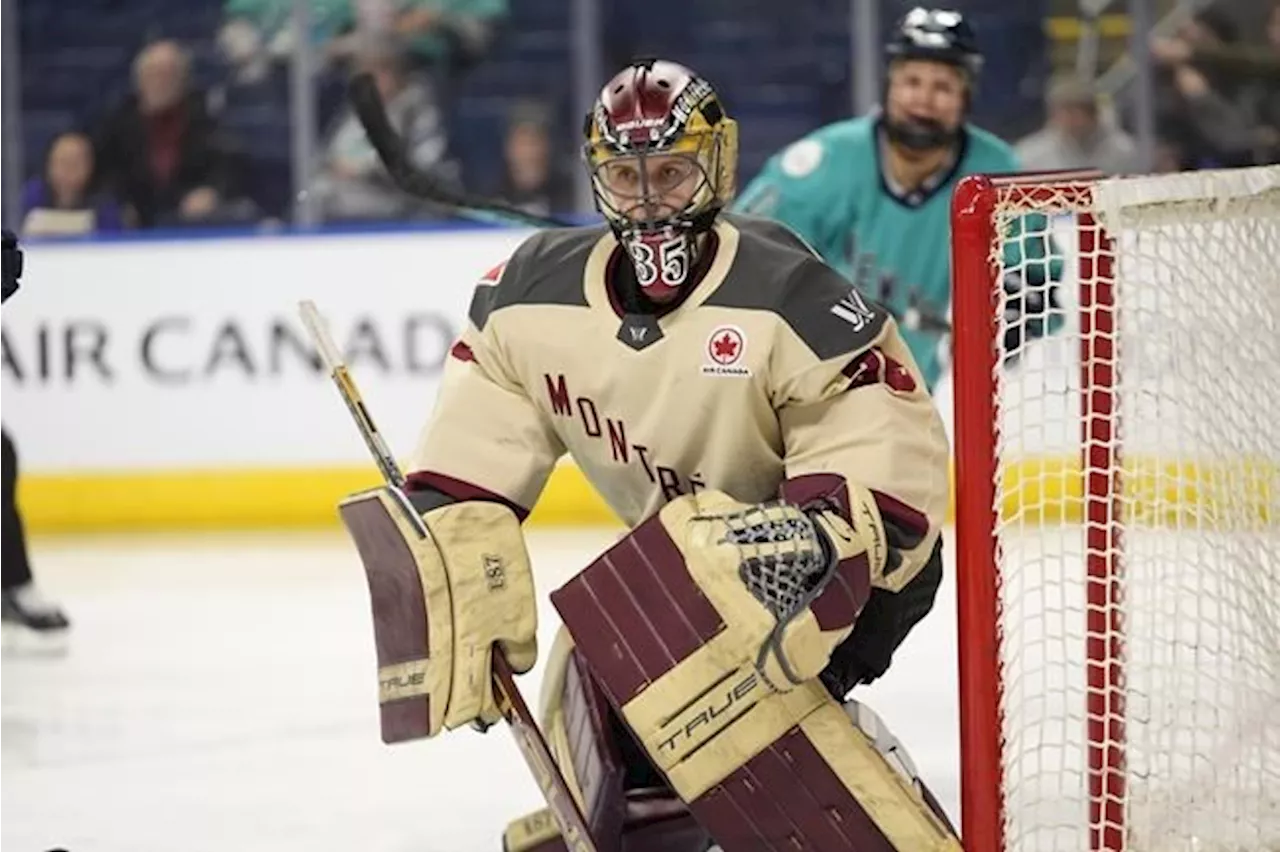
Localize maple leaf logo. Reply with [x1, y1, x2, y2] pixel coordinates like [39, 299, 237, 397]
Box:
[701, 326, 750, 376]
[707, 327, 744, 365]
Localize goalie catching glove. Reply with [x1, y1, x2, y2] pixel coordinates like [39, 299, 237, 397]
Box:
[337, 486, 538, 742]
[674, 484, 889, 692]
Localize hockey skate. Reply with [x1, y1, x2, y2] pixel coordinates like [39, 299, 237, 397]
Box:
[2, 583, 70, 654]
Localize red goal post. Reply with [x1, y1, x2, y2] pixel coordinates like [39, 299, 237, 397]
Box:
[949, 166, 1280, 852]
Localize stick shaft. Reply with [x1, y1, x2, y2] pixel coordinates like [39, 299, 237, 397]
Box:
[299, 300, 405, 487]
[493, 655, 601, 852]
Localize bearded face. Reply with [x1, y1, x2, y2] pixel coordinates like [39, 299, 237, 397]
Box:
[883, 59, 968, 152]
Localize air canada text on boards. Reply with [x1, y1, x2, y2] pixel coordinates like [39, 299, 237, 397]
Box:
[1, 313, 458, 385]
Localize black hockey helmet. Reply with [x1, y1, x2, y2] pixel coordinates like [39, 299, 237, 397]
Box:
[885, 7, 983, 82]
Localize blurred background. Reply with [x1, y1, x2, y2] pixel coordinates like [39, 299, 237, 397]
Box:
[5, 0, 1278, 236]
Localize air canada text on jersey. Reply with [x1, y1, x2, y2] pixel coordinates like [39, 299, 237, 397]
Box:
[0, 313, 458, 385]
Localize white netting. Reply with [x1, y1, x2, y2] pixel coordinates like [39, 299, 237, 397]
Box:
[986, 166, 1280, 851]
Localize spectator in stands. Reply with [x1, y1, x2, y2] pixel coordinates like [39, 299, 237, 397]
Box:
[1142, 8, 1264, 168]
[1150, 0, 1280, 166]
[218, 0, 354, 85]
[378, 0, 506, 82]
[20, 132, 125, 237]
[493, 100, 575, 218]
[330, 1, 508, 173]
[309, 38, 458, 221]
[1015, 75, 1140, 175]
[92, 40, 247, 228]
[1153, 130, 1193, 173]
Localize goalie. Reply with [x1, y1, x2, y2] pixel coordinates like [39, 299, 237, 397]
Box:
[339, 58, 956, 851]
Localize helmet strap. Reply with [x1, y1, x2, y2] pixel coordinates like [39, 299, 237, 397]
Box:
[883, 115, 962, 152]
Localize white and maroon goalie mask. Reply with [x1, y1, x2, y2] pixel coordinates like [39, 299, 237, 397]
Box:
[584, 59, 739, 300]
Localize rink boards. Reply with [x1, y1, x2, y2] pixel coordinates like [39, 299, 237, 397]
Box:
[2, 218, 1269, 533]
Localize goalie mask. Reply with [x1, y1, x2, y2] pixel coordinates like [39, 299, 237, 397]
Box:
[584, 59, 738, 300]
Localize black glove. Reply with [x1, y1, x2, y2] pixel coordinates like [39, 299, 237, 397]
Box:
[2, 229, 23, 305]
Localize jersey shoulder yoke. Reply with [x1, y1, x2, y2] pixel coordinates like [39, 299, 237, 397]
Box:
[468, 225, 606, 330]
[713, 216, 890, 361]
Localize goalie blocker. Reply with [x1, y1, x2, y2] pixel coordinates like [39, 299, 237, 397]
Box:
[508, 475, 958, 852]
[337, 486, 538, 741]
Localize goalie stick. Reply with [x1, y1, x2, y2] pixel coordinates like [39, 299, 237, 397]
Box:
[298, 299, 601, 852]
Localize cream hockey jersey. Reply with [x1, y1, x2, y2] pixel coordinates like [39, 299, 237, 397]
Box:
[407, 213, 950, 593]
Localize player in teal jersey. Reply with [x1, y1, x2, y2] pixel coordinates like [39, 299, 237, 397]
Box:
[733, 7, 1063, 389]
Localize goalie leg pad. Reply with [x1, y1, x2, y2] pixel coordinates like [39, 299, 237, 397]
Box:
[684, 697, 959, 851]
[503, 791, 709, 852]
[550, 494, 959, 851]
[505, 631, 709, 852]
[549, 634, 628, 843]
[845, 700, 959, 838]
[339, 487, 536, 741]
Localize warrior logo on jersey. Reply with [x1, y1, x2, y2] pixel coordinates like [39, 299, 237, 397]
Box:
[617, 312, 663, 351]
[831, 288, 877, 332]
[842, 233, 950, 335]
[701, 325, 750, 377]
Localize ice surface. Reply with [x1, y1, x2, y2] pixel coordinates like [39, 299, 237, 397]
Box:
[1, 528, 962, 852]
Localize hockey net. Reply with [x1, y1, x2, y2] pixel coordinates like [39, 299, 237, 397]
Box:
[950, 166, 1280, 852]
